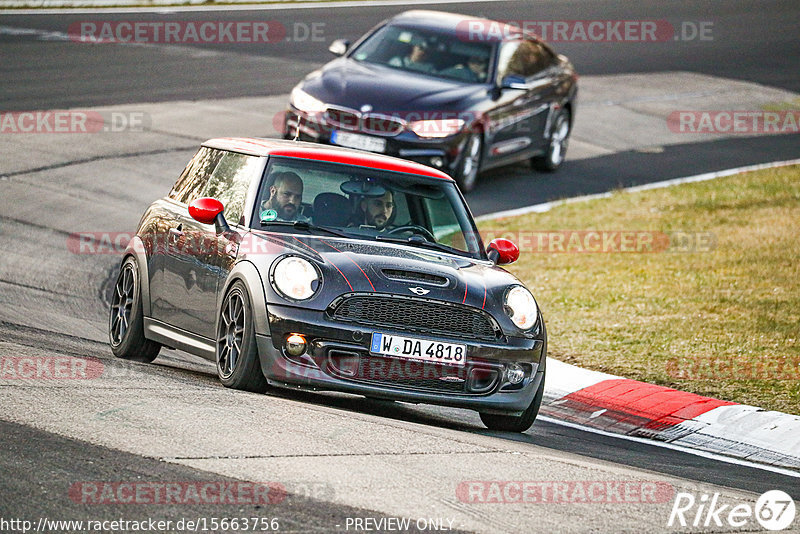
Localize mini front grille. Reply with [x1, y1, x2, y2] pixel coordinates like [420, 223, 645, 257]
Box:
[354, 355, 467, 393]
[329, 294, 498, 341]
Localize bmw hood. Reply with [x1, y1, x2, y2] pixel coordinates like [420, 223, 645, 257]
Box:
[299, 58, 486, 113]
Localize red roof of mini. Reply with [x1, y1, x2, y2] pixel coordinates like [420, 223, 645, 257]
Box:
[203, 137, 454, 181]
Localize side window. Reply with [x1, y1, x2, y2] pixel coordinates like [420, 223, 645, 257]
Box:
[423, 196, 471, 253]
[204, 152, 262, 226]
[496, 39, 554, 82]
[169, 147, 224, 205]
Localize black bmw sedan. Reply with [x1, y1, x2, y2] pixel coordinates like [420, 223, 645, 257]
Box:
[283, 10, 578, 192]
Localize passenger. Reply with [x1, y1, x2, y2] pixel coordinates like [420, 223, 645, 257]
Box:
[260, 171, 308, 222]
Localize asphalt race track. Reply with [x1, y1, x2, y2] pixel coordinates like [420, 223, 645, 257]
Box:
[1, 0, 799, 532]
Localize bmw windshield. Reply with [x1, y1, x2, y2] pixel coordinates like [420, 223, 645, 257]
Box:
[252, 156, 486, 260]
[349, 25, 495, 84]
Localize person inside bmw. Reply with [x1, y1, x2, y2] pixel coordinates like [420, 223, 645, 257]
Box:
[358, 189, 395, 231]
[260, 171, 308, 222]
[389, 41, 434, 73]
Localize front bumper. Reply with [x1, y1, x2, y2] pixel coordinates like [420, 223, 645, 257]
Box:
[256, 303, 546, 415]
[284, 108, 469, 176]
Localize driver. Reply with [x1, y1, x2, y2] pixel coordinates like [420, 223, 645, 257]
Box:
[358, 190, 395, 231]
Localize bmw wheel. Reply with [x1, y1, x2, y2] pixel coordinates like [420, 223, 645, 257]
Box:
[532, 108, 571, 172]
[109, 257, 161, 362]
[454, 133, 482, 193]
[216, 281, 268, 393]
[479, 373, 545, 432]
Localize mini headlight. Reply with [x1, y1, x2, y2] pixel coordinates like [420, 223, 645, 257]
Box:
[290, 87, 327, 114]
[505, 286, 538, 330]
[271, 256, 320, 301]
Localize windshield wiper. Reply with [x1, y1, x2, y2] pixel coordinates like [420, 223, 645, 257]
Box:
[260, 220, 350, 239]
[375, 234, 462, 256]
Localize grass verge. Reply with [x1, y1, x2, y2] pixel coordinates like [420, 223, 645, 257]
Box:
[481, 165, 800, 415]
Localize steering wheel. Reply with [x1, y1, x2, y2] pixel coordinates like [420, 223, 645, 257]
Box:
[384, 224, 436, 242]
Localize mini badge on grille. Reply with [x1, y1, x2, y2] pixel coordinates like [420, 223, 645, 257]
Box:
[408, 286, 430, 296]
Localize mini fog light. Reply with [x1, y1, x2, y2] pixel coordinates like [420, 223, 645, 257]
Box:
[430, 157, 444, 168]
[285, 333, 307, 357]
[506, 363, 525, 385]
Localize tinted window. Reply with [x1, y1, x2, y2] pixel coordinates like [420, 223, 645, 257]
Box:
[352, 25, 494, 83]
[204, 152, 262, 226]
[496, 39, 554, 81]
[169, 147, 224, 204]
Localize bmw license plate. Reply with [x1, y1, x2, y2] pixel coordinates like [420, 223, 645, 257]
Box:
[370, 333, 466, 366]
[331, 130, 387, 153]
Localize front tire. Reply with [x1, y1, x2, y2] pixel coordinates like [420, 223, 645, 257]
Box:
[109, 257, 161, 363]
[532, 108, 570, 172]
[479, 373, 545, 432]
[216, 281, 268, 393]
[454, 133, 482, 193]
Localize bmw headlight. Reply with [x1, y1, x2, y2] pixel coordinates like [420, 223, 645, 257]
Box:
[271, 256, 320, 301]
[290, 87, 327, 114]
[409, 118, 465, 138]
[505, 286, 538, 330]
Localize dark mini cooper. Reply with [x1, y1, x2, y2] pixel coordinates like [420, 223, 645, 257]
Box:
[110, 138, 546, 432]
[284, 10, 577, 191]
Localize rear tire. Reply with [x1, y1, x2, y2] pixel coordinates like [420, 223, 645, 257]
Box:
[479, 373, 545, 432]
[532, 108, 570, 172]
[454, 133, 482, 193]
[109, 257, 161, 363]
[216, 281, 268, 393]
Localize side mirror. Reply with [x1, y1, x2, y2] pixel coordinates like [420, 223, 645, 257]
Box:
[500, 74, 528, 90]
[328, 39, 350, 56]
[487, 238, 520, 265]
[189, 197, 230, 234]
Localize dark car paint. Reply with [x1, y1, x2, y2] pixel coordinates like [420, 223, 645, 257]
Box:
[285, 10, 577, 178]
[128, 138, 546, 416]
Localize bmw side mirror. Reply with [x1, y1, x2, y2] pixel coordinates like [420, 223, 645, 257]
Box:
[487, 238, 520, 265]
[328, 39, 350, 56]
[189, 197, 231, 235]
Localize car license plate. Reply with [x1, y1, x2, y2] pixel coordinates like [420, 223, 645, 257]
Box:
[331, 130, 387, 153]
[370, 333, 466, 366]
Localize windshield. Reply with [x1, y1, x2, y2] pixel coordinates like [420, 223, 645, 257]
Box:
[252, 156, 485, 259]
[350, 25, 494, 84]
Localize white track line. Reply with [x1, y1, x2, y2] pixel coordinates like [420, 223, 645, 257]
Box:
[477, 158, 800, 222]
[538, 416, 800, 479]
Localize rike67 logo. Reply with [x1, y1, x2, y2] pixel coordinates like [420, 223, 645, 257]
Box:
[668, 490, 796, 531]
